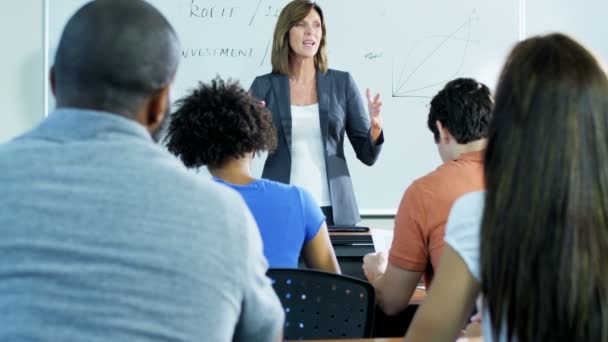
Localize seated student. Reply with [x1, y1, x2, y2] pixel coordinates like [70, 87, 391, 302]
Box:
[165, 78, 340, 273]
[0, 1, 283, 341]
[403, 33, 608, 342]
[362, 78, 493, 315]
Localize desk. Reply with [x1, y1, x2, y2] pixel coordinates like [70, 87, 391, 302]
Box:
[330, 231, 374, 280]
[328, 231, 426, 338]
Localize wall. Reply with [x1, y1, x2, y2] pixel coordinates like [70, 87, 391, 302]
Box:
[0, 1, 45, 143]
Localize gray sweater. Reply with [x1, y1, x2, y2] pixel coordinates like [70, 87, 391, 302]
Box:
[0, 108, 283, 341]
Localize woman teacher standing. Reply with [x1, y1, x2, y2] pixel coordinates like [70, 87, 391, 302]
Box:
[250, 0, 384, 225]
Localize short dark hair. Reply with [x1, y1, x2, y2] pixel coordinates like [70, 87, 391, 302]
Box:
[481, 33, 608, 342]
[427, 78, 493, 143]
[53, 0, 179, 117]
[165, 77, 277, 169]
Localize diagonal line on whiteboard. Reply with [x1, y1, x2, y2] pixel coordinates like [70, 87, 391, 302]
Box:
[249, 0, 263, 26]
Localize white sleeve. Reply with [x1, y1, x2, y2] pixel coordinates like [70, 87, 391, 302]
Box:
[444, 191, 485, 281]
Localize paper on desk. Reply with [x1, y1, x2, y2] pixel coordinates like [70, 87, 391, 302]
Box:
[370, 228, 394, 254]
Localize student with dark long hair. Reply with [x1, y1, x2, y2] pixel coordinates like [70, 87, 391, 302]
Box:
[403, 33, 608, 342]
[480, 32, 608, 342]
[165, 77, 340, 273]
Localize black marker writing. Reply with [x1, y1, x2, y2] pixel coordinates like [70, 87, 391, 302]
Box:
[182, 47, 255, 59]
[190, 0, 237, 19]
[265, 5, 281, 17]
[364, 52, 383, 60]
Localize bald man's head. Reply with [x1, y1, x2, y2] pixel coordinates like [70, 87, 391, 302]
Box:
[53, 0, 179, 117]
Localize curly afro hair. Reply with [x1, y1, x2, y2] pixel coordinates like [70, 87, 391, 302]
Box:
[164, 77, 277, 169]
[427, 78, 494, 144]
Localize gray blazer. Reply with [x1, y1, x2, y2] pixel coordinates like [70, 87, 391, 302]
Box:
[250, 69, 384, 225]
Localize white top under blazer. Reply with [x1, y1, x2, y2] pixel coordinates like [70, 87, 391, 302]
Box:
[289, 104, 331, 206]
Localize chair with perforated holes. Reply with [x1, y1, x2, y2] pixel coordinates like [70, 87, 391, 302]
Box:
[266, 268, 375, 340]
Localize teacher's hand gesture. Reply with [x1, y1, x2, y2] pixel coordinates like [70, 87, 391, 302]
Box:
[366, 88, 383, 143]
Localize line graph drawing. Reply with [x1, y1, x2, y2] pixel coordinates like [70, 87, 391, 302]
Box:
[392, 12, 480, 98]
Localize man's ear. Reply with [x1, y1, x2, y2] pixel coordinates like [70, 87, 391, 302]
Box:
[435, 120, 451, 144]
[50, 66, 57, 97]
[146, 84, 171, 129]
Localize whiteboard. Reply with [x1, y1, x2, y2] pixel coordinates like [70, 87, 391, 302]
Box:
[45, 0, 521, 214]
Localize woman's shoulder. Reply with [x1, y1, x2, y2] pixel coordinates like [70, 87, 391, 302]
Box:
[253, 72, 273, 80]
[322, 69, 357, 90]
[325, 68, 345, 74]
[250, 72, 285, 95]
[252, 72, 285, 83]
[250, 73, 271, 88]
[324, 68, 350, 79]
[250, 73, 271, 99]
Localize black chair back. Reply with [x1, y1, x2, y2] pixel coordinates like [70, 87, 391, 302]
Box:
[267, 268, 375, 340]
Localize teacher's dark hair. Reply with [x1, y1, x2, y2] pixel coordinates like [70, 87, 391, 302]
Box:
[481, 33, 608, 342]
[52, 0, 180, 117]
[271, 0, 328, 75]
[165, 77, 277, 169]
[427, 78, 493, 144]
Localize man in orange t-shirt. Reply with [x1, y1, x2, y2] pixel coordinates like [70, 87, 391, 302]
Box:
[363, 78, 493, 316]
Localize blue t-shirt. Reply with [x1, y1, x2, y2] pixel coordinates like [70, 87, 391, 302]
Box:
[214, 178, 325, 268]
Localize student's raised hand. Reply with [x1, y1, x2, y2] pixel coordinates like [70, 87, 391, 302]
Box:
[366, 88, 383, 143]
[362, 251, 387, 283]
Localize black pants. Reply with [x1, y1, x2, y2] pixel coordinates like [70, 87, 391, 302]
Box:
[320, 206, 334, 226]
